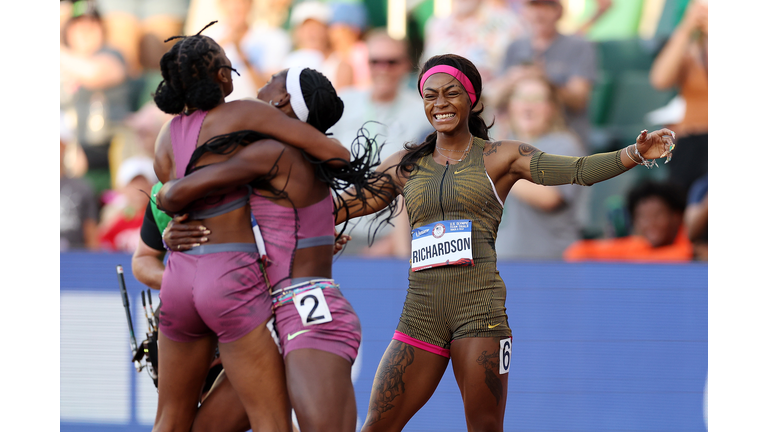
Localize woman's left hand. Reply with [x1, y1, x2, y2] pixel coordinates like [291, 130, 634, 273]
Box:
[635, 128, 677, 161]
[163, 214, 210, 252]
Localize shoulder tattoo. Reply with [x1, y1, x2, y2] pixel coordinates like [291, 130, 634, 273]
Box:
[518, 143, 540, 157]
[484, 141, 502, 156]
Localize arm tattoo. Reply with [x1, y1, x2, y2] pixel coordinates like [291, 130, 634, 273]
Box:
[484, 141, 501, 156]
[518, 143, 539, 157]
[367, 342, 415, 424]
[476, 349, 504, 406]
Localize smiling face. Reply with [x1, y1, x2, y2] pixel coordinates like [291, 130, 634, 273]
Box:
[421, 73, 472, 134]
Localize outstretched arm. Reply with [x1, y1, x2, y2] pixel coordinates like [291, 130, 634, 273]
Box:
[157, 139, 287, 213]
[508, 129, 676, 186]
[228, 100, 350, 165]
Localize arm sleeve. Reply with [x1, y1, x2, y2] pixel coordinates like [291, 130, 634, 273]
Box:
[140, 204, 165, 252]
[530, 149, 629, 187]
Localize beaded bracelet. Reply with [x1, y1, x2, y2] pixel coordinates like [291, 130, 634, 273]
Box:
[633, 144, 658, 169]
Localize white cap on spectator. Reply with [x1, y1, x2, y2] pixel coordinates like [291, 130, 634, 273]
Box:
[290, 1, 331, 27]
[116, 156, 158, 188]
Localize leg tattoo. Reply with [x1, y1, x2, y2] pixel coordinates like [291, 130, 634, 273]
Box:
[476, 349, 503, 406]
[368, 342, 415, 424]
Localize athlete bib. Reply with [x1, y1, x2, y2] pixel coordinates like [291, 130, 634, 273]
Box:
[293, 288, 333, 326]
[411, 219, 473, 271]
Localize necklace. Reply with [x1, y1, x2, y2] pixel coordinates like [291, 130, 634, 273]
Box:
[435, 135, 473, 162]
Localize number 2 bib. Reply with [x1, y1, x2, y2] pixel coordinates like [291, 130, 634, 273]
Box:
[293, 288, 333, 326]
[411, 219, 474, 271]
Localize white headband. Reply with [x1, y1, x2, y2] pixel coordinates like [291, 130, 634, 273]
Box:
[286, 67, 309, 123]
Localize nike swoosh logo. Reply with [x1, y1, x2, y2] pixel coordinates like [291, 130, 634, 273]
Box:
[455, 167, 470, 174]
[287, 329, 311, 340]
[487, 323, 501, 329]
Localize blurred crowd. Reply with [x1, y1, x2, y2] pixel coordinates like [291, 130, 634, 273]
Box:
[60, 0, 707, 262]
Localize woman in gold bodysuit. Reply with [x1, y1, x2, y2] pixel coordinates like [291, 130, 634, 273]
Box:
[336, 54, 676, 432]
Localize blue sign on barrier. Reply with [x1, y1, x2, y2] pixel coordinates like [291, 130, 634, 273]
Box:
[61, 253, 707, 432]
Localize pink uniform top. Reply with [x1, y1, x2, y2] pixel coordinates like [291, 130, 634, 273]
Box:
[170, 110, 250, 219]
[171, 110, 208, 180]
[249, 192, 335, 289]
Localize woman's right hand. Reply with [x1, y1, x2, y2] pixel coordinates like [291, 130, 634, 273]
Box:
[634, 128, 676, 160]
[163, 214, 211, 252]
[333, 231, 351, 255]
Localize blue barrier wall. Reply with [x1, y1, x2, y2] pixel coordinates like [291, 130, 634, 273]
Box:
[61, 252, 708, 431]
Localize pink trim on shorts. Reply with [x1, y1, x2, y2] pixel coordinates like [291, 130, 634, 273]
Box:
[393, 331, 451, 358]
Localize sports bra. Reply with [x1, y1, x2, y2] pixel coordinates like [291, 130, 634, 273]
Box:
[170, 110, 249, 219]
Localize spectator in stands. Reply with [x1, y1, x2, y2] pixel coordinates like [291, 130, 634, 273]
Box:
[328, 1, 371, 89]
[123, 102, 174, 159]
[60, 2, 131, 196]
[94, 0, 189, 78]
[98, 157, 158, 252]
[207, 0, 292, 101]
[494, 75, 586, 260]
[422, 0, 524, 81]
[563, 180, 693, 262]
[650, 0, 707, 197]
[328, 30, 432, 257]
[284, 1, 354, 89]
[684, 174, 707, 261]
[60, 120, 100, 252]
[493, 0, 597, 150]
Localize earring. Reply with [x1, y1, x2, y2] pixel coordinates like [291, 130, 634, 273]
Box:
[269, 100, 279, 106]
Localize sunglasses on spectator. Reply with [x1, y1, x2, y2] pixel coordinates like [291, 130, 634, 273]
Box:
[369, 58, 405, 66]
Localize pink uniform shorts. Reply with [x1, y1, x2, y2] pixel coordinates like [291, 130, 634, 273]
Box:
[271, 278, 361, 363]
[159, 244, 272, 344]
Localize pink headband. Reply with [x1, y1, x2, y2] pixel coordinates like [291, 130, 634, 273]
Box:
[419, 65, 477, 105]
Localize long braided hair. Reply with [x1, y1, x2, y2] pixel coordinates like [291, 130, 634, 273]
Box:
[153, 21, 239, 115]
[185, 68, 398, 243]
[396, 54, 493, 177]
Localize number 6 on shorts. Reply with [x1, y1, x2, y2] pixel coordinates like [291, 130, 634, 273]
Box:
[293, 288, 333, 326]
[499, 337, 511, 375]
